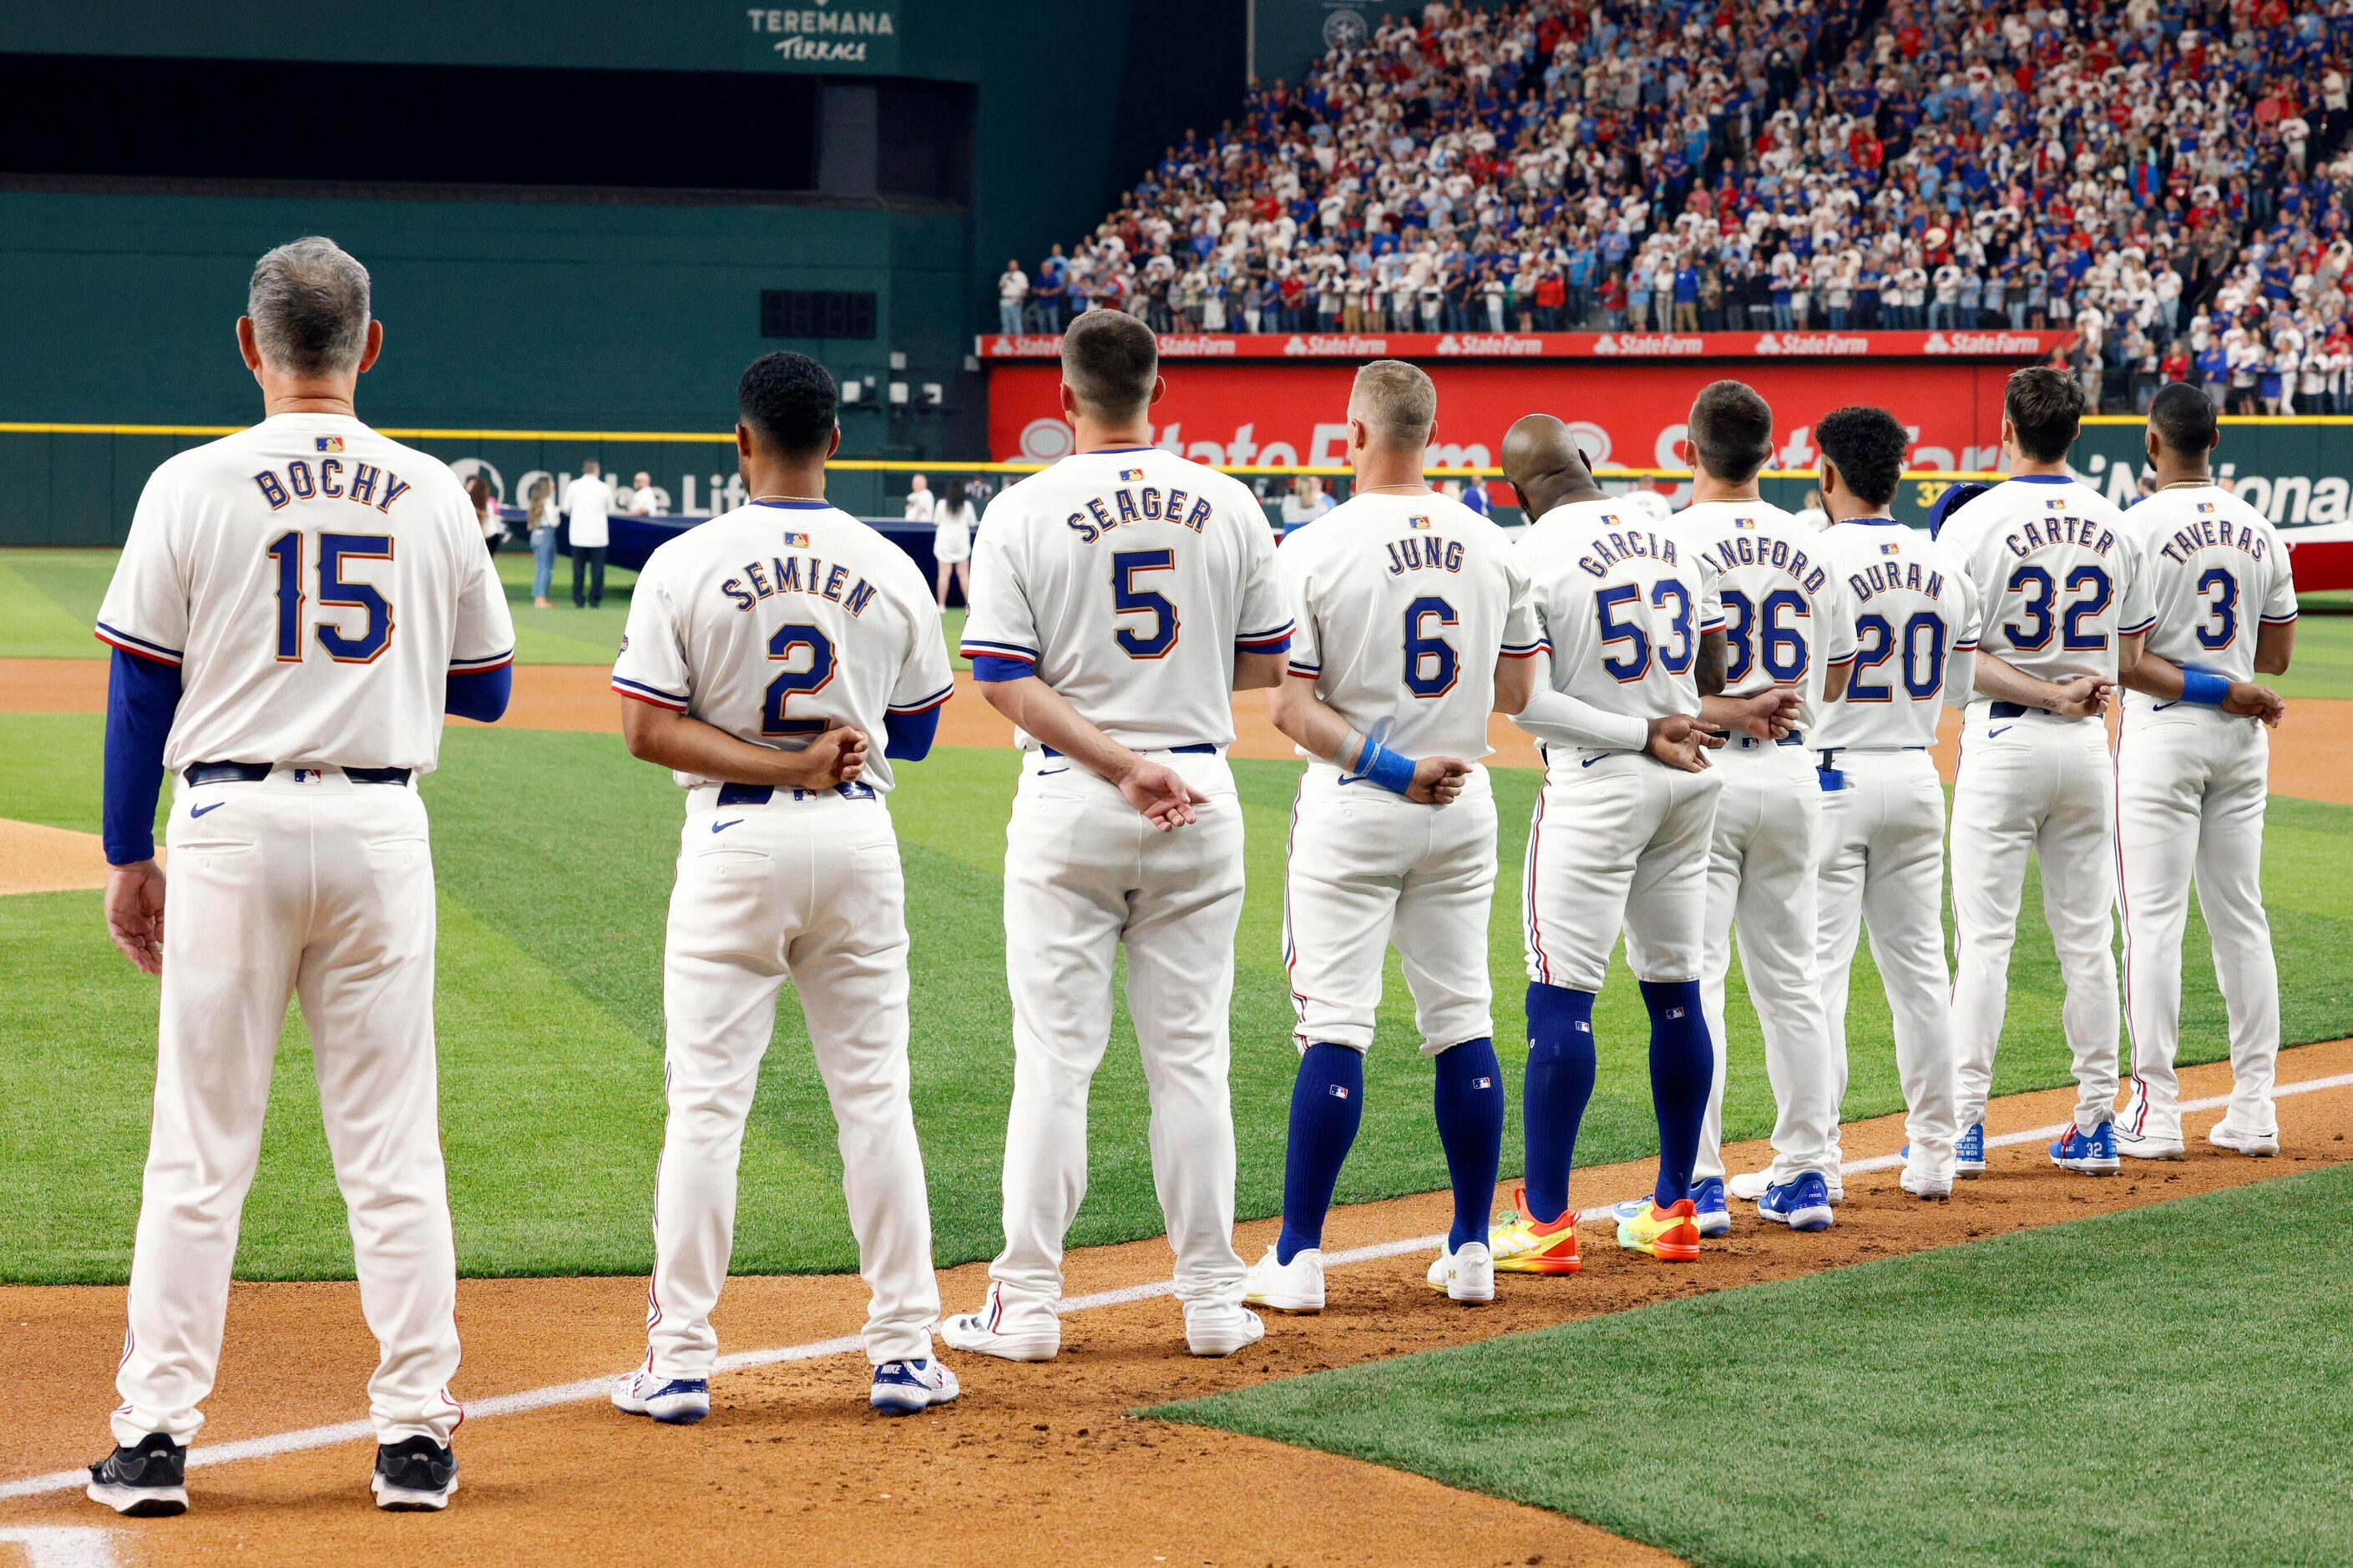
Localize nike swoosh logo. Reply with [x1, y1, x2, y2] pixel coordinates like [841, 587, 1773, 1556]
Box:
[190, 802, 225, 817]
[1582, 754, 1603, 767]
[1987, 725, 2012, 737]
[2153, 700, 2178, 711]
[711, 818, 743, 833]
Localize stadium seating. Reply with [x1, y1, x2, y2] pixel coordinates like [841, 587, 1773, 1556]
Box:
[1010, 0, 2353, 412]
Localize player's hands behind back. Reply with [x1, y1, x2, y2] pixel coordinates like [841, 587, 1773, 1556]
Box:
[2047, 675, 2114, 720]
[1727, 687, 1801, 741]
[1645, 713, 1720, 773]
[105, 859, 167, 975]
[782, 724, 870, 788]
[1407, 756, 1474, 805]
[1117, 758, 1211, 832]
[2222, 681, 2286, 727]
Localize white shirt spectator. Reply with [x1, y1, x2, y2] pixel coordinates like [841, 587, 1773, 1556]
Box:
[564, 472, 614, 550]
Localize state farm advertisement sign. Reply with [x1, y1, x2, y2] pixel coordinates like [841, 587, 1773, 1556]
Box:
[974, 329, 2067, 362]
[988, 360, 2023, 475]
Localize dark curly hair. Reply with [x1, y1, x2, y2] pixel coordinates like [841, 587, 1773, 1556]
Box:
[737, 351, 838, 458]
[1814, 404, 1910, 510]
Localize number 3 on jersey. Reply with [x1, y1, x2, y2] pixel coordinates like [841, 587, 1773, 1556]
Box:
[762, 623, 836, 737]
[266, 529, 395, 664]
[1111, 549, 1179, 658]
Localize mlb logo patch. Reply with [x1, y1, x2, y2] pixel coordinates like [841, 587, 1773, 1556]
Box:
[2046, 498, 2067, 510]
[1408, 514, 1433, 529]
[1327, 1084, 1351, 1100]
[1733, 515, 1758, 529]
[782, 532, 811, 547]
[1473, 1076, 1494, 1090]
[1597, 513, 1620, 528]
[1120, 467, 1146, 481]
[315, 436, 344, 453]
[1880, 542, 1901, 555]
[2197, 501, 2217, 513]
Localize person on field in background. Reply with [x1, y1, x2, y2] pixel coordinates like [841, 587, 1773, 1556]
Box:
[468, 474, 504, 559]
[903, 473, 937, 525]
[526, 474, 559, 609]
[565, 458, 614, 609]
[933, 478, 978, 609]
[86, 235, 513, 1517]
[628, 471, 659, 516]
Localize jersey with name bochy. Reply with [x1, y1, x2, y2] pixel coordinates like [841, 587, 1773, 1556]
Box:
[611, 499, 953, 792]
[1672, 498, 1859, 735]
[2117, 483, 2299, 710]
[1278, 490, 1542, 762]
[95, 412, 514, 773]
[959, 446, 1290, 750]
[1937, 474, 2153, 700]
[1514, 495, 1726, 731]
[1812, 518, 1982, 751]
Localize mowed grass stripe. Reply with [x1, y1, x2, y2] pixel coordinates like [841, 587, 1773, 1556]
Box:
[1153, 1161, 2353, 1568]
[6, 709, 2353, 1282]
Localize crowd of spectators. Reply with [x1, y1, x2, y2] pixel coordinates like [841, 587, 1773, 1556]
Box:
[993, 0, 2353, 412]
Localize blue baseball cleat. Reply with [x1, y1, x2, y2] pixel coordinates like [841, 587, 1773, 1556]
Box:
[1689, 1176, 1730, 1238]
[2050, 1119, 2120, 1176]
[870, 1357, 959, 1415]
[611, 1370, 711, 1424]
[1956, 1122, 1987, 1177]
[1757, 1171, 1834, 1232]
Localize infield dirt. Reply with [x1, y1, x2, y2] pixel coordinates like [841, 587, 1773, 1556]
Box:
[2, 1042, 2348, 1566]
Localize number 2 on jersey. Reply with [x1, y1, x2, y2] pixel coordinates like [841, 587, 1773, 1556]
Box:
[266, 530, 395, 664]
[1846, 611, 1948, 701]
[762, 623, 836, 737]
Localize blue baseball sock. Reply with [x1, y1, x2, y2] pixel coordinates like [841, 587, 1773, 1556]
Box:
[1432, 1037, 1505, 1251]
[1276, 1043, 1364, 1264]
[1522, 984, 1597, 1225]
[1641, 979, 1713, 1210]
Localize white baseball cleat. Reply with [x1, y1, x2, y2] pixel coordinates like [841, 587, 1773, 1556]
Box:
[1424, 1240, 1495, 1303]
[2207, 1122, 2279, 1157]
[1183, 1302, 1265, 1357]
[2117, 1128, 2186, 1161]
[1242, 1244, 1325, 1313]
[869, 1357, 959, 1415]
[611, 1369, 711, 1424]
[939, 1283, 1061, 1363]
[1899, 1166, 1954, 1200]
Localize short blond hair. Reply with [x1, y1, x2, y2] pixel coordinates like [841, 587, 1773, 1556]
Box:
[1350, 359, 1435, 450]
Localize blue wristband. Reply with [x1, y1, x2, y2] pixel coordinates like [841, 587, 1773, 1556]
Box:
[2178, 668, 2231, 707]
[1353, 736, 1418, 795]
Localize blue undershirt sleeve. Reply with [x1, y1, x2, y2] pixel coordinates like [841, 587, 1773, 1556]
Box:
[103, 648, 181, 865]
[883, 705, 941, 761]
[445, 665, 514, 724]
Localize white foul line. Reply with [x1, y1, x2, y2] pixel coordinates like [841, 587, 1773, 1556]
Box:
[3, 1071, 2347, 1505]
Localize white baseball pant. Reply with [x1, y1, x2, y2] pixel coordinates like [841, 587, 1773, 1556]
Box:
[645, 787, 938, 1375]
[1695, 737, 1840, 1183]
[1815, 747, 1960, 1181]
[2114, 709, 2280, 1141]
[1950, 710, 2120, 1134]
[1522, 749, 1723, 990]
[115, 768, 461, 1449]
[1283, 763, 1496, 1055]
[987, 748, 1247, 1315]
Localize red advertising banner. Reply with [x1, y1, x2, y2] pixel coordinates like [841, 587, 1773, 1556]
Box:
[986, 360, 2026, 475]
[974, 328, 2069, 362]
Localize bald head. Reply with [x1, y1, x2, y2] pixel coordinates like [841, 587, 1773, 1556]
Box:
[1501, 413, 1601, 520]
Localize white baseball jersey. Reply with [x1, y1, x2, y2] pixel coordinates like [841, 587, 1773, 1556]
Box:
[2118, 484, 2299, 706]
[95, 413, 514, 772]
[1278, 490, 1541, 761]
[1673, 499, 1858, 735]
[1813, 519, 1983, 751]
[1940, 475, 2152, 699]
[960, 446, 1289, 749]
[1514, 496, 1724, 726]
[611, 499, 953, 794]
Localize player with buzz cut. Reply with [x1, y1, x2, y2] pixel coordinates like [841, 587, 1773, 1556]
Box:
[1807, 405, 1982, 1201]
[1238, 361, 1540, 1315]
[1489, 413, 1791, 1275]
[608, 351, 960, 1424]
[2112, 383, 2297, 1160]
[1673, 381, 1859, 1240]
[86, 238, 513, 1517]
[1941, 366, 2153, 1178]
[941, 309, 1290, 1361]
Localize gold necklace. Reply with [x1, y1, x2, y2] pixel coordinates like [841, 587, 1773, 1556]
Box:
[2157, 478, 2216, 490]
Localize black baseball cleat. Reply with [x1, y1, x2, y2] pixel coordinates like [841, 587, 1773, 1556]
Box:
[371, 1437, 458, 1511]
[87, 1431, 189, 1516]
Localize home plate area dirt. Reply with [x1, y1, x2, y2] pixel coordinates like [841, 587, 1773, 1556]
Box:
[0, 1042, 2346, 1566]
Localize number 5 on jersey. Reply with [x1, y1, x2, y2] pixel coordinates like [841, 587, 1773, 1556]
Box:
[1112, 549, 1179, 658]
[267, 529, 395, 664]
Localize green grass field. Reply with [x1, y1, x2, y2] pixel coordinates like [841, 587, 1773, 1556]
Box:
[1156, 1161, 2353, 1568]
